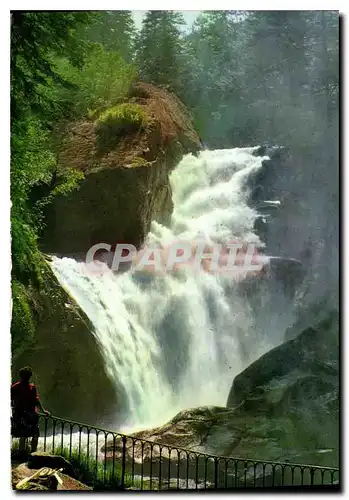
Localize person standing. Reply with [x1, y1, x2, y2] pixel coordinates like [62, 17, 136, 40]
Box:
[11, 366, 50, 453]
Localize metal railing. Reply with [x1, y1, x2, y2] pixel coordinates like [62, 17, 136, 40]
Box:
[34, 413, 339, 490]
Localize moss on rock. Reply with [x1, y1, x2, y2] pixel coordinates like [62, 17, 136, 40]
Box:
[11, 280, 36, 357]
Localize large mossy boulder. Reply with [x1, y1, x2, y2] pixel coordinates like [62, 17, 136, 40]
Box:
[40, 82, 201, 255]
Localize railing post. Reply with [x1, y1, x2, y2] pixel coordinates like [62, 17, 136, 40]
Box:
[43, 415, 48, 452]
[159, 445, 162, 490]
[121, 435, 126, 489]
[214, 458, 218, 489]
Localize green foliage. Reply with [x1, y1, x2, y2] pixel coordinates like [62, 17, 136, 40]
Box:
[11, 216, 44, 283]
[136, 11, 185, 93]
[10, 117, 52, 283]
[10, 12, 95, 355]
[97, 103, 149, 129]
[51, 169, 85, 197]
[95, 103, 149, 150]
[11, 114, 85, 284]
[11, 280, 36, 355]
[11, 118, 56, 198]
[11, 12, 96, 121]
[53, 447, 127, 490]
[130, 156, 149, 167]
[80, 11, 136, 62]
[53, 45, 137, 117]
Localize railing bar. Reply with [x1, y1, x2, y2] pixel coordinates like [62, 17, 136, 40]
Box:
[132, 439, 135, 485]
[60, 421, 64, 455]
[86, 429, 90, 467]
[204, 457, 208, 490]
[186, 452, 189, 489]
[121, 436, 126, 489]
[95, 431, 99, 485]
[68, 424, 72, 460]
[52, 420, 56, 454]
[215, 458, 219, 489]
[43, 416, 47, 452]
[195, 455, 199, 490]
[150, 444, 153, 490]
[141, 442, 144, 490]
[159, 446, 162, 490]
[262, 464, 266, 488]
[103, 433, 107, 486]
[78, 427, 82, 461]
[177, 450, 180, 490]
[111, 435, 116, 483]
[168, 449, 171, 490]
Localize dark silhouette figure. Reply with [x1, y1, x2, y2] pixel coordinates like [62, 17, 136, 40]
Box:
[11, 366, 50, 453]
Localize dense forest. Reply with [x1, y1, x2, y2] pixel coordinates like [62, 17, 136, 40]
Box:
[11, 10, 339, 350]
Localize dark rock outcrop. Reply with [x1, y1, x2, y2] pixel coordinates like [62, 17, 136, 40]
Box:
[28, 452, 75, 478]
[227, 312, 338, 408]
[120, 313, 338, 469]
[40, 83, 201, 255]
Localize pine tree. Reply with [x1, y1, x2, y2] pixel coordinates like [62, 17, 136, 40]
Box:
[136, 11, 185, 92]
[11, 11, 94, 121]
[82, 11, 136, 62]
[180, 11, 247, 145]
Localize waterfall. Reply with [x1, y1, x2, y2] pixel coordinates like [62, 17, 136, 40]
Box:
[51, 147, 286, 431]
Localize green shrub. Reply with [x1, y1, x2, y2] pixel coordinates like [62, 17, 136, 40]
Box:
[52, 45, 137, 117]
[130, 156, 149, 167]
[11, 280, 36, 356]
[95, 103, 149, 151]
[11, 215, 45, 285]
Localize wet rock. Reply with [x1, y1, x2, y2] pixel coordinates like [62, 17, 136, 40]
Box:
[12, 463, 92, 491]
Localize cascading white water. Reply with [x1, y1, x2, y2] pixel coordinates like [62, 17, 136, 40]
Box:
[51, 147, 284, 431]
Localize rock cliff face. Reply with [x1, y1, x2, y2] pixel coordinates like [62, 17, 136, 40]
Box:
[11, 260, 118, 426]
[40, 83, 201, 255]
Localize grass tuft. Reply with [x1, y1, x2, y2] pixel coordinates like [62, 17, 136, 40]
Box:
[95, 103, 150, 151]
